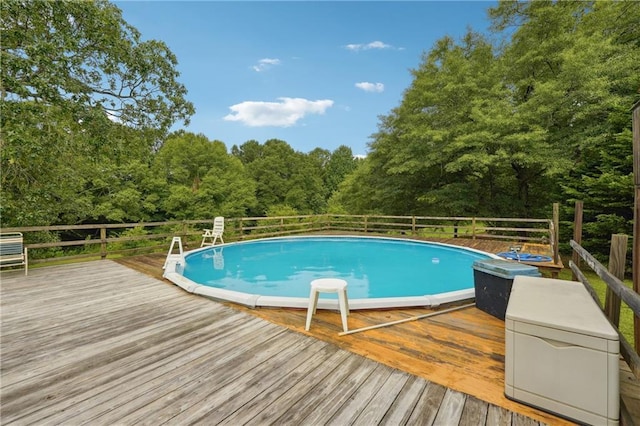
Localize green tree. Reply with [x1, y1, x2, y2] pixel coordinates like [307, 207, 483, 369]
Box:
[328, 159, 382, 214]
[151, 132, 256, 219]
[364, 32, 513, 216]
[324, 145, 359, 196]
[241, 139, 326, 215]
[0, 0, 194, 226]
[1, 0, 193, 133]
[231, 140, 263, 165]
[347, 0, 639, 240]
[490, 0, 639, 255]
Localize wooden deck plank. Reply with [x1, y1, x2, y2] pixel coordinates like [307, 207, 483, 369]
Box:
[378, 375, 429, 425]
[154, 338, 328, 425]
[6, 314, 270, 425]
[237, 349, 356, 425]
[2, 305, 224, 390]
[433, 388, 467, 425]
[352, 369, 411, 425]
[1, 258, 567, 426]
[513, 412, 542, 426]
[406, 381, 447, 425]
[459, 396, 490, 425]
[324, 364, 393, 425]
[93, 326, 295, 425]
[620, 360, 640, 425]
[217, 345, 345, 425]
[486, 404, 513, 426]
[266, 355, 375, 425]
[50, 321, 283, 425]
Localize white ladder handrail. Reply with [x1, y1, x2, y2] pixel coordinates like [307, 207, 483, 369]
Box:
[163, 236, 184, 269]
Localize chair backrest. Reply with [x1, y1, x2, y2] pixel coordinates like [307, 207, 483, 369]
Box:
[0, 233, 24, 257]
[0, 232, 25, 265]
[213, 217, 224, 235]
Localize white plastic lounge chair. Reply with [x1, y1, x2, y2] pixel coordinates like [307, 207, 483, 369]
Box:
[0, 232, 28, 275]
[201, 216, 225, 247]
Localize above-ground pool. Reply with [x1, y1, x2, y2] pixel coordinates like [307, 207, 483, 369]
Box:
[163, 236, 497, 310]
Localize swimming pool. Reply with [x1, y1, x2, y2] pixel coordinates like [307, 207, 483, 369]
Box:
[163, 236, 497, 310]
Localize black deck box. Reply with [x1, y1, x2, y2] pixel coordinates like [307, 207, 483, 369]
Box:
[472, 259, 541, 320]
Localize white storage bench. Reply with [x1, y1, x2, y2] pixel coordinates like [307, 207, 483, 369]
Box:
[505, 276, 619, 425]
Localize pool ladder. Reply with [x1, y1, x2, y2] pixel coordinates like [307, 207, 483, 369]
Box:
[509, 244, 522, 262]
[163, 237, 184, 269]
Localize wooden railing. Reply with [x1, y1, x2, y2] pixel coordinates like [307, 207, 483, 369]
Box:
[570, 240, 640, 380]
[0, 213, 557, 265]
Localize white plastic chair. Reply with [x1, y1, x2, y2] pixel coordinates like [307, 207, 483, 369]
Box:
[201, 216, 225, 247]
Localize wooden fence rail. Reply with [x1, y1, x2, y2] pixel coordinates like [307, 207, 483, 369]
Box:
[569, 239, 640, 379]
[0, 213, 556, 265]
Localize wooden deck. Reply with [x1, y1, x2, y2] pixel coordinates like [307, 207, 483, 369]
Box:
[2, 242, 638, 425]
[118, 247, 638, 425]
[1, 260, 556, 425]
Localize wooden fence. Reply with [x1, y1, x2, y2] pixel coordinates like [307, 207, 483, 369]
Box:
[569, 237, 640, 426]
[570, 240, 640, 376]
[0, 213, 557, 265]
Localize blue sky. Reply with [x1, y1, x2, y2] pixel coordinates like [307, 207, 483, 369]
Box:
[115, 1, 495, 157]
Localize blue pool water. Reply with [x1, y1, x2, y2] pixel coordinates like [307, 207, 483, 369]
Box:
[182, 236, 492, 300]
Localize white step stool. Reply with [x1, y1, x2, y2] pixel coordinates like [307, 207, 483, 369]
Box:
[305, 278, 349, 333]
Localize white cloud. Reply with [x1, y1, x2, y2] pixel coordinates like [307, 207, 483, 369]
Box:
[105, 110, 122, 123]
[344, 40, 394, 52]
[252, 58, 281, 72]
[355, 82, 385, 93]
[223, 97, 334, 127]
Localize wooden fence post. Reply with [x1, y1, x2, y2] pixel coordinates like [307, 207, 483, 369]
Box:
[552, 203, 560, 264]
[412, 216, 416, 236]
[633, 100, 640, 353]
[100, 226, 107, 259]
[472, 217, 476, 240]
[182, 222, 188, 248]
[604, 234, 628, 326]
[364, 216, 368, 233]
[572, 201, 584, 281]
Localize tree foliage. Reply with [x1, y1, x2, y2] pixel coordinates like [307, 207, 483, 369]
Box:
[334, 0, 639, 258]
[152, 132, 257, 219]
[491, 0, 639, 254]
[1, 0, 194, 132]
[0, 0, 194, 226]
[232, 139, 327, 216]
[1, 0, 637, 264]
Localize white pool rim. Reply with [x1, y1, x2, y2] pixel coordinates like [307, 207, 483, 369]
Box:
[163, 235, 500, 310]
